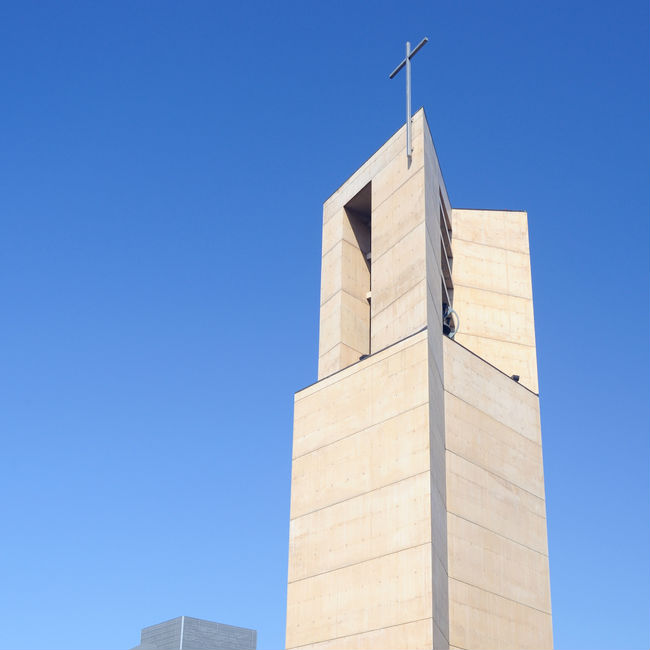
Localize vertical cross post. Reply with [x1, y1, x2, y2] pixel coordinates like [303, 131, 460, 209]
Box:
[389, 37, 428, 160]
[406, 41, 412, 158]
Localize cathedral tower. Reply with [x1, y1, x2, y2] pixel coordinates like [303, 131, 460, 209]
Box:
[286, 110, 552, 650]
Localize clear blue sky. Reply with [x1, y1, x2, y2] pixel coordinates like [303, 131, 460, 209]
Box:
[0, 2, 648, 649]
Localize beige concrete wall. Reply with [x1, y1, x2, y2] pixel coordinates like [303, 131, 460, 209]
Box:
[450, 209, 539, 392]
[443, 337, 552, 650]
[287, 330, 436, 649]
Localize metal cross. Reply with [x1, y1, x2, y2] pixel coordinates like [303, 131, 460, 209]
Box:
[389, 37, 428, 159]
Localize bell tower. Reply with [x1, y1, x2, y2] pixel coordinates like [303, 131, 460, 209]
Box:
[286, 110, 552, 650]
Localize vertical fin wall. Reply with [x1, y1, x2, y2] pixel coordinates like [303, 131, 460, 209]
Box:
[423, 119, 451, 650]
[449, 209, 538, 392]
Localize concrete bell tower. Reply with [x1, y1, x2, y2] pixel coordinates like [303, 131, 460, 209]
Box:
[285, 110, 553, 650]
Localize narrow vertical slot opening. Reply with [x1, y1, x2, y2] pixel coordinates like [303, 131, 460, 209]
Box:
[343, 182, 372, 358]
[439, 191, 456, 337]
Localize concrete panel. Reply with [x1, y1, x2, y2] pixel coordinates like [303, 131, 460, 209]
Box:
[321, 208, 344, 259]
[290, 403, 430, 518]
[286, 543, 433, 648]
[318, 292, 343, 360]
[427, 382, 446, 501]
[451, 332, 538, 394]
[318, 292, 369, 356]
[322, 204, 374, 264]
[289, 619, 433, 650]
[451, 239, 532, 299]
[320, 240, 372, 306]
[320, 242, 343, 307]
[433, 621, 449, 650]
[371, 279, 428, 352]
[504, 248, 534, 299]
[431, 552, 449, 648]
[449, 580, 553, 650]
[372, 222, 427, 316]
[337, 291, 370, 355]
[429, 419, 449, 647]
[444, 392, 545, 499]
[447, 452, 548, 554]
[301, 328, 427, 400]
[451, 209, 530, 255]
[443, 337, 541, 444]
[295, 333, 428, 458]
[372, 167, 425, 262]
[317, 342, 364, 381]
[452, 286, 535, 347]
[371, 124, 425, 210]
[288, 472, 431, 582]
[447, 514, 551, 614]
[318, 292, 340, 361]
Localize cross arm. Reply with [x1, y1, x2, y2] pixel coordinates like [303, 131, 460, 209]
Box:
[388, 37, 429, 78]
[389, 59, 406, 79]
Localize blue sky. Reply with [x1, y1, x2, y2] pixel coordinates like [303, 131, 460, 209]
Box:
[0, 1, 648, 649]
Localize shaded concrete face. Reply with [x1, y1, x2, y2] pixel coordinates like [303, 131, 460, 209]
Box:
[444, 338, 552, 650]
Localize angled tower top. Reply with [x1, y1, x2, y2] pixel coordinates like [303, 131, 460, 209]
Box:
[318, 108, 452, 380]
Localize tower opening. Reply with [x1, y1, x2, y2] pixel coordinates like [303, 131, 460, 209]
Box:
[343, 182, 371, 357]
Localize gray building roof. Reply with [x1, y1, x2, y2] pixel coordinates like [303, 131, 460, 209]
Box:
[131, 616, 257, 650]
